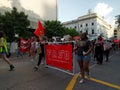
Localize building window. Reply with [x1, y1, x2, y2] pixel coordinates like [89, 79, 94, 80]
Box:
[92, 22, 94, 25]
[86, 23, 88, 27]
[80, 31, 82, 33]
[80, 25, 82, 27]
[86, 30, 88, 34]
[92, 29, 94, 34]
[114, 30, 117, 36]
[74, 26, 77, 29]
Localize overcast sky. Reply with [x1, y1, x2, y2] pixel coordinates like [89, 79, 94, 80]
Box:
[58, 0, 120, 26]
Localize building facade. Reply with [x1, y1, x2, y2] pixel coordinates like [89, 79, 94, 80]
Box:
[0, 0, 58, 29]
[63, 13, 114, 40]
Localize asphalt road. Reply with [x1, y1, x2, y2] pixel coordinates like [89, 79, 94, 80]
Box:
[0, 51, 120, 90]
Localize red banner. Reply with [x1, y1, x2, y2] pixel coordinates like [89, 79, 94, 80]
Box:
[45, 43, 73, 71]
[20, 38, 30, 52]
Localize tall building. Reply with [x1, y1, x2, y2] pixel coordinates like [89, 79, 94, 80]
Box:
[63, 12, 114, 40]
[0, 0, 58, 29]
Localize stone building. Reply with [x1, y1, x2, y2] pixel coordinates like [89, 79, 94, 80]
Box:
[63, 12, 114, 40]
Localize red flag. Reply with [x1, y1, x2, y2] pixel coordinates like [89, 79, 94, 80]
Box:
[34, 20, 44, 37]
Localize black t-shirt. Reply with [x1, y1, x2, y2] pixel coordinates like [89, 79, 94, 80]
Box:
[40, 43, 44, 56]
[76, 40, 92, 55]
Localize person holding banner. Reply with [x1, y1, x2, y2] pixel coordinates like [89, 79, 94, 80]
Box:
[34, 36, 45, 70]
[74, 33, 93, 83]
[0, 31, 15, 71]
[33, 20, 45, 70]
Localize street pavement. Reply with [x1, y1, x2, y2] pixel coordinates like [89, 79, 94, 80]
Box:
[0, 51, 120, 90]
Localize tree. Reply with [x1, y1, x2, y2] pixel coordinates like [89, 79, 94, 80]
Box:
[0, 7, 30, 42]
[115, 15, 120, 30]
[44, 20, 79, 38]
[44, 20, 65, 38]
[65, 27, 79, 37]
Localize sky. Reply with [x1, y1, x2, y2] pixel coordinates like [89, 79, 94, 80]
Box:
[58, 0, 120, 26]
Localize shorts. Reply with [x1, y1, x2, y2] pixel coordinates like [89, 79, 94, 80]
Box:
[0, 51, 6, 55]
[76, 53, 91, 62]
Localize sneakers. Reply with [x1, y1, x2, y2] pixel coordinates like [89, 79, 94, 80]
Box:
[34, 66, 38, 70]
[79, 75, 91, 84]
[79, 79, 85, 83]
[9, 65, 15, 71]
[86, 75, 90, 80]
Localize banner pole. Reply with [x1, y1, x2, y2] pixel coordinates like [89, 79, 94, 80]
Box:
[72, 41, 76, 74]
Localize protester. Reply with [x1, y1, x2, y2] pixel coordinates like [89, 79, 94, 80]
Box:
[63, 35, 72, 41]
[30, 36, 36, 61]
[113, 37, 119, 51]
[103, 40, 111, 62]
[16, 39, 23, 57]
[34, 36, 45, 70]
[94, 36, 104, 64]
[0, 31, 15, 71]
[74, 33, 93, 83]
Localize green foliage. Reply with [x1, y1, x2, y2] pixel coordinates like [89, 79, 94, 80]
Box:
[0, 7, 30, 42]
[44, 20, 79, 38]
[65, 27, 79, 37]
[115, 15, 120, 29]
[44, 20, 65, 38]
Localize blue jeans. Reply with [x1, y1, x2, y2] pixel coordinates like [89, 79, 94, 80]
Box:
[76, 54, 91, 62]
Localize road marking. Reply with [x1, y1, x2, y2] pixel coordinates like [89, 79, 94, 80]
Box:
[90, 77, 120, 90]
[66, 52, 119, 90]
[79, 75, 120, 90]
[66, 74, 79, 90]
[66, 73, 120, 90]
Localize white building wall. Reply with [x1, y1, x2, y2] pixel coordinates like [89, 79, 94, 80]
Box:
[78, 18, 98, 34]
[0, 0, 58, 29]
[63, 19, 80, 31]
[96, 17, 113, 38]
